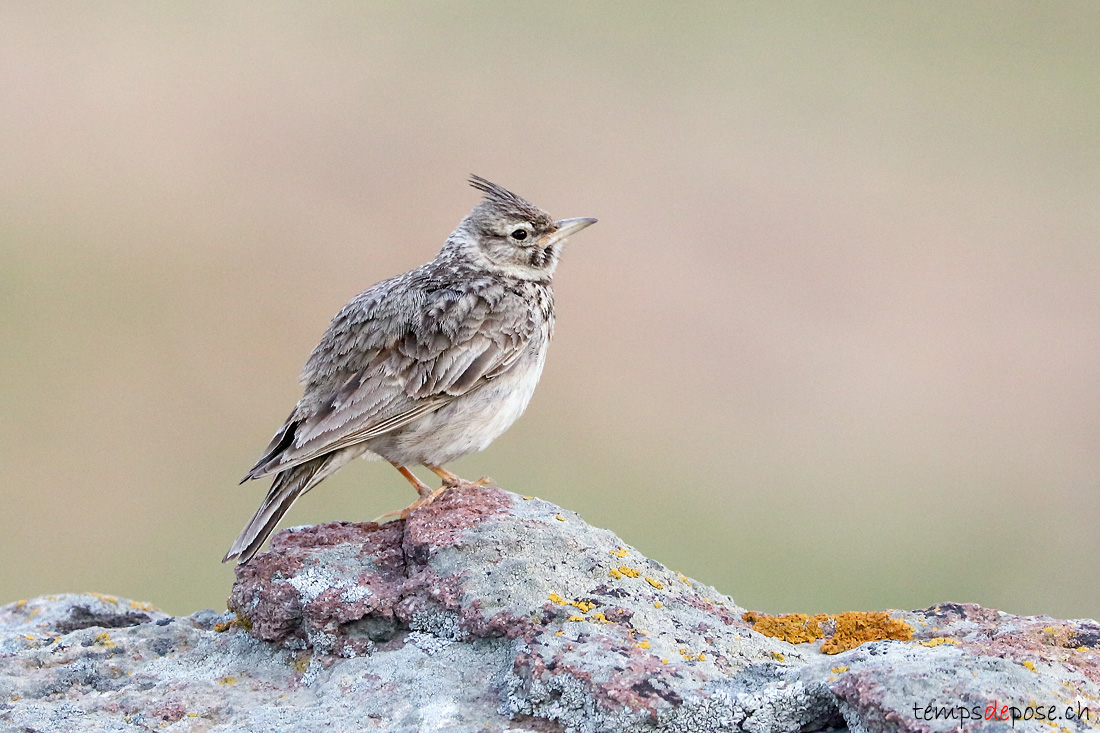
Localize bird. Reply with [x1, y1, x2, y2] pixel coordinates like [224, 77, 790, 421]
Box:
[223, 175, 597, 564]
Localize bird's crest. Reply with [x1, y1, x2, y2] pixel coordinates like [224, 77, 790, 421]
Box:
[469, 175, 552, 226]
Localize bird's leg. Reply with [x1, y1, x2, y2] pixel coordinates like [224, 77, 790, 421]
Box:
[374, 463, 448, 523]
[428, 465, 463, 487]
[391, 462, 433, 498]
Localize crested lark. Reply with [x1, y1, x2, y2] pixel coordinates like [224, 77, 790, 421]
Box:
[224, 176, 596, 563]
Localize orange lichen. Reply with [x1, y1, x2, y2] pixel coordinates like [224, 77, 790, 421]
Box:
[742, 611, 827, 645]
[214, 615, 250, 633]
[821, 612, 914, 654]
[743, 610, 914, 654]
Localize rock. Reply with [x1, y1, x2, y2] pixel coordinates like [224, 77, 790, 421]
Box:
[2, 486, 1098, 732]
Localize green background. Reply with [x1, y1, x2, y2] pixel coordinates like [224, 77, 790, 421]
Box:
[2, 3, 1098, 619]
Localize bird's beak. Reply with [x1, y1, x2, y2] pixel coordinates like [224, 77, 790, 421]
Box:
[542, 217, 597, 246]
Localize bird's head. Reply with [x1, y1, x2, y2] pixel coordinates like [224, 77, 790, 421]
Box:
[447, 175, 597, 281]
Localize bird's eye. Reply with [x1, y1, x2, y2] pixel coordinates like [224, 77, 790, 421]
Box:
[510, 228, 528, 241]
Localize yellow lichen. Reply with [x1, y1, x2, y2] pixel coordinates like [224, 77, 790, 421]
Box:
[129, 601, 157, 612]
[618, 566, 641, 578]
[218, 676, 236, 686]
[15, 600, 26, 609]
[555, 631, 564, 636]
[1022, 660, 1036, 672]
[589, 612, 608, 623]
[645, 577, 664, 590]
[832, 665, 849, 674]
[608, 568, 623, 579]
[636, 640, 650, 649]
[550, 594, 600, 616]
[920, 638, 960, 647]
[772, 651, 786, 662]
[654, 602, 663, 609]
[567, 615, 585, 622]
[610, 547, 629, 558]
[93, 632, 115, 648]
[697, 653, 706, 661]
[661, 658, 668, 664]
[213, 621, 233, 633]
[677, 574, 690, 585]
[555, 514, 566, 522]
[522, 496, 535, 500]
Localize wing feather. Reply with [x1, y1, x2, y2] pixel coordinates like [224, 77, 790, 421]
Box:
[245, 273, 541, 479]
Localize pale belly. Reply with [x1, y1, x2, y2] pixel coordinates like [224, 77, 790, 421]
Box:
[363, 347, 548, 467]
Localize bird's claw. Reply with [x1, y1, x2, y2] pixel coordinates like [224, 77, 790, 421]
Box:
[373, 485, 450, 523]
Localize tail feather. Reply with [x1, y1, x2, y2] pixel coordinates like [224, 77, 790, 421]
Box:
[224, 448, 359, 564]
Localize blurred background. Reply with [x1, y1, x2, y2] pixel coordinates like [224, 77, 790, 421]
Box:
[2, 3, 1098, 619]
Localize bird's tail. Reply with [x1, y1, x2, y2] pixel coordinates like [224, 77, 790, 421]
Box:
[223, 452, 350, 565]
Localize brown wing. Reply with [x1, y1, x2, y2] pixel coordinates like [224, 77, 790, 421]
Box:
[243, 271, 539, 481]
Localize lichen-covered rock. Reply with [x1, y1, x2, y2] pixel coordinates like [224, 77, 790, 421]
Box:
[2, 486, 1098, 732]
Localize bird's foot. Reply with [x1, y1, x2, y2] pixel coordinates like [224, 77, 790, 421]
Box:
[373, 485, 450, 523]
[428, 466, 494, 489]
